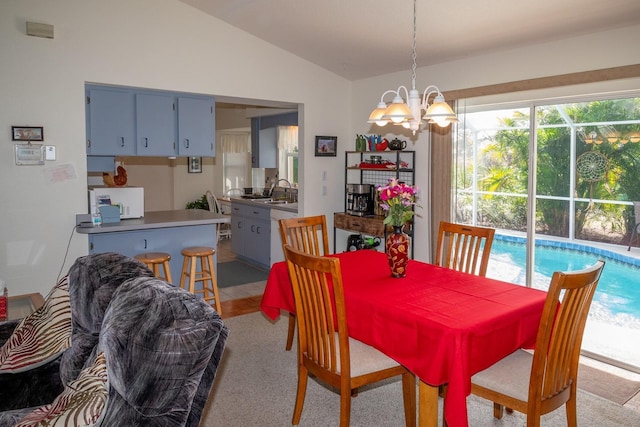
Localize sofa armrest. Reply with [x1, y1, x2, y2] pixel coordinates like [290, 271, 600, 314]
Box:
[97, 277, 228, 427]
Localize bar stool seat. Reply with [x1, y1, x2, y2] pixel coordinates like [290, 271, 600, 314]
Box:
[134, 252, 173, 284]
[179, 246, 222, 314]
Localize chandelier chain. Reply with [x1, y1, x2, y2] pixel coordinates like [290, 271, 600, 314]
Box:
[411, 0, 417, 90]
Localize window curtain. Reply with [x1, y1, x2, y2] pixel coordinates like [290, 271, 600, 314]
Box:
[430, 119, 453, 261]
[219, 132, 250, 153]
[278, 126, 298, 184]
[219, 131, 250, 195]
[277, 126, 298, 151]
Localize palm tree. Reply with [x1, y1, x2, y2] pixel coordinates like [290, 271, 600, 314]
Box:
[462, 97, 640, 244]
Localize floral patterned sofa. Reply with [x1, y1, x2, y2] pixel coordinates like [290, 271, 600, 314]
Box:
[0, 252, 228, 426]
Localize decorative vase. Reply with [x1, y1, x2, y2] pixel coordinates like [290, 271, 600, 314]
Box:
[386, 225, 409, 278]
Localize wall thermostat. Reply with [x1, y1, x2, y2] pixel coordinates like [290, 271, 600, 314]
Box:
[15, 144, 45, 165]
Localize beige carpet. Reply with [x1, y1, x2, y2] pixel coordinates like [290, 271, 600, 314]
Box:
[578, 364, 640, 405]
[203, 312, 640, 427]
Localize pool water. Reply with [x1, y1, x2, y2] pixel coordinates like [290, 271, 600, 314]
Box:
[487, 236, 640, 329]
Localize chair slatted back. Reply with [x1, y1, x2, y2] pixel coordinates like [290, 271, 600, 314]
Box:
[530, 260, 604, 414]
[435, 221, 496, 276]
[206, 191, 218, 213]
[284, 245, 349, 377]
[278, 215, 330, 352]
[279, 215, 330, 256]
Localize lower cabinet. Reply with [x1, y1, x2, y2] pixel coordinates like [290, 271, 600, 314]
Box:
[88, 224, 217, 284]
[231, 202, 271, 268]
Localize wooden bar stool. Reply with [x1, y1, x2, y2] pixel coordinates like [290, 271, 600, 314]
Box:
[179, 246, 222, 314]
[134, 252, 173, 284]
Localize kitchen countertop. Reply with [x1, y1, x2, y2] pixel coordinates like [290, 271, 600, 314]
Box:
[76, 209, 229, 234]
[229, 197, 298, 213]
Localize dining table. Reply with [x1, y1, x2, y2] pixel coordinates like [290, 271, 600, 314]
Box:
[260, 249, 548, 427]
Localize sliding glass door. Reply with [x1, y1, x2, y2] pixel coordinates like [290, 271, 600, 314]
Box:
[454, 94, 640, 371]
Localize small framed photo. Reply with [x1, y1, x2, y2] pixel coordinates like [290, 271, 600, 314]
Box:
[315, 136, 337, 157]
[12, 126, 44, 142]
[188, 156, 202, 173]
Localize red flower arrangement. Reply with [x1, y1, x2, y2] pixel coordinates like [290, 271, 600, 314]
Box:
[377, 178, 419, 227]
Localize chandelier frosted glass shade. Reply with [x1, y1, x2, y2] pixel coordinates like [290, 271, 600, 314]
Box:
[368, 86, 458, 133]
[423, 95, 459, 127]
[367, 102, 390, 126]
[381, 95, 414, 124]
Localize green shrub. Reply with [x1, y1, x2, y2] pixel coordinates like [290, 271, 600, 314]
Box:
[186, 194, 209, 210]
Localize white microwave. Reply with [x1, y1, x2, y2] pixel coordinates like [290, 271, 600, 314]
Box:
[89, 187, 144, 219]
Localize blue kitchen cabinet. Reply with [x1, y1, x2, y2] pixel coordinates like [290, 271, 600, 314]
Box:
[230, 203, 245, 256]
[245, 206, 271, 268]
[86, 87, 136, 156]
[88, 224, 217, 285]
[231, 201, 271, 268]
[85, 84, 215, 157]
[136, 93, 176, 156]
[178, 97, 215, 157]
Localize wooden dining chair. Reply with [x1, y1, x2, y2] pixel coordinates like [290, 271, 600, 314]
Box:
[470, 260, 605, 427]
[434, 221, 496, 277]
[283, 245, 416, 427]
[278, 215, 330, 351]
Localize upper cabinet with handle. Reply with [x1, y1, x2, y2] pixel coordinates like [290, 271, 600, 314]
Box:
[136, 93, 176, 156]
[86, 86, 136, 156]
[177, 97, 215, 157]
[85, 84, 215, 157]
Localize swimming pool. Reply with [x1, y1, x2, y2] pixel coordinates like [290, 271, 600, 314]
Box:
[487, 235, 640, 329]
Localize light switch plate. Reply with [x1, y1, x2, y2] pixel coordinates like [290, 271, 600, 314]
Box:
[45, 145, 56, 160]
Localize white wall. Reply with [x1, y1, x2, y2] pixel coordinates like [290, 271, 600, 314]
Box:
[2, 0, 639, 296]
[351, 24, 640, 262]
[0, 0, 350, 296]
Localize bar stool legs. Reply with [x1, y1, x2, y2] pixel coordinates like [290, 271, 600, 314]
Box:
[134, 252, 173, 284]
[180, 246, 222, 314]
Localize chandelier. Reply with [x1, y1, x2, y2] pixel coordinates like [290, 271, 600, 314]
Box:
[367, 0, 458, 135]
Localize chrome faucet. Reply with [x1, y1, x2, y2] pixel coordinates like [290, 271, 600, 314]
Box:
[276, 178, 292, 188]
[269, 178, 293, 197]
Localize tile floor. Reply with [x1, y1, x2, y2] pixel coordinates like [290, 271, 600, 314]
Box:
[216, 238, 266, 302]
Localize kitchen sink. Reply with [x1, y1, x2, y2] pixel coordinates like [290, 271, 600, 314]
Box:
[240, 194, 271, 200]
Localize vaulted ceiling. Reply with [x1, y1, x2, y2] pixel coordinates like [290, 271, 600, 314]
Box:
[180, 0, 640, 81]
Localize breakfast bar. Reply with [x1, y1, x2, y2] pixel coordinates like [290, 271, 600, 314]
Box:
[76, 209, 230, 280]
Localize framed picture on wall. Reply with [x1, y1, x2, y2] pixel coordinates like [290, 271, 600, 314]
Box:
[315, 136, 337, 157]
[12, 126, 44, 142]
[188, 156, 202, 173]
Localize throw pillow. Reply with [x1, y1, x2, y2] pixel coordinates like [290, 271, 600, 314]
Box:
[14, 352, 108, 427]
[0, 276, 72, 373]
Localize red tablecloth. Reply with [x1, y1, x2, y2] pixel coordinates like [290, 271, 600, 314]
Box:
[261, 250, 547, 427]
